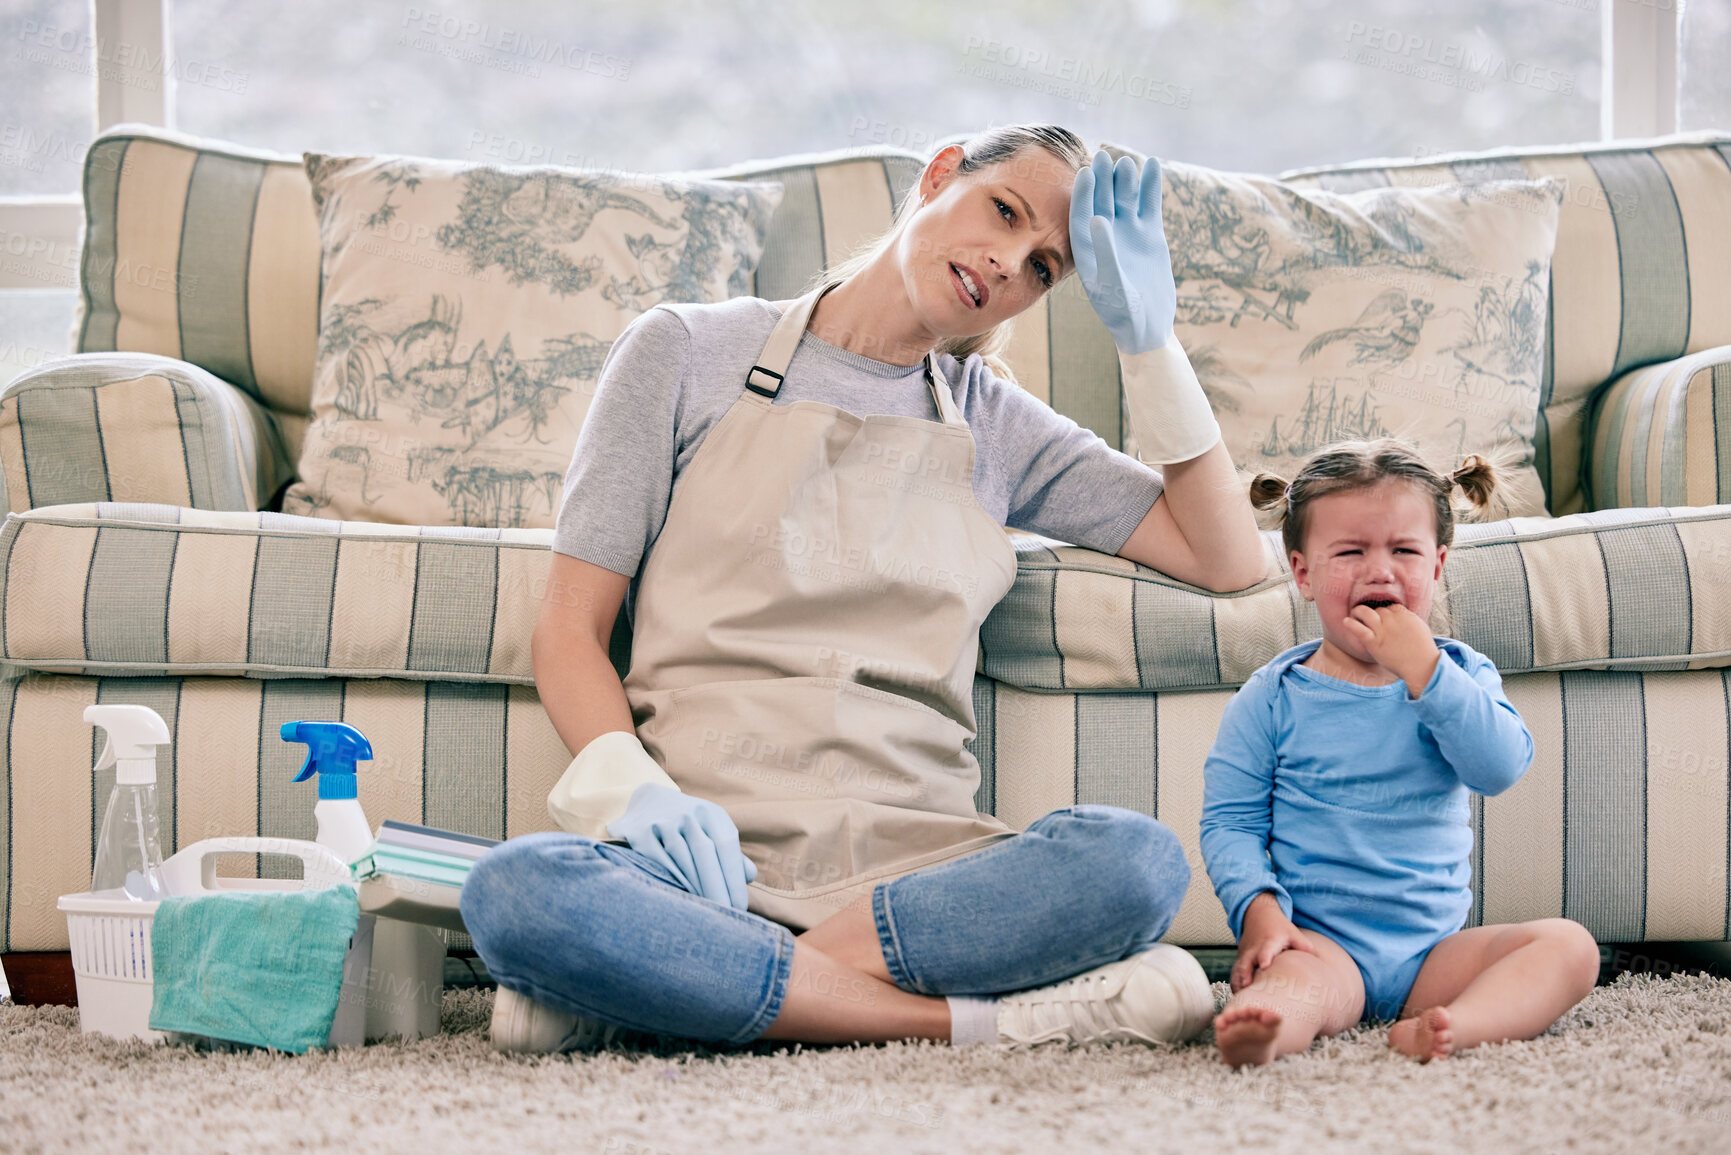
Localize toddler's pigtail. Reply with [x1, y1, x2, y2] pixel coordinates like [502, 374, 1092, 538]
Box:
[1248, 472, 1291, 526]
[1449, 454, 1498, 515]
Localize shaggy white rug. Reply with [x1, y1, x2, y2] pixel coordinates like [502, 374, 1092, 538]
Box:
[4, 973, 1730, 1153]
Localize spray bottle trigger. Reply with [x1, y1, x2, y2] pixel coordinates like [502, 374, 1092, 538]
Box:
[95, 735, 116, 773]
[290, 749, 319, 783]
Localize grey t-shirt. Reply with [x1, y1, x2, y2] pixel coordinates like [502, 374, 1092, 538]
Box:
[553, 296, 1165, 616]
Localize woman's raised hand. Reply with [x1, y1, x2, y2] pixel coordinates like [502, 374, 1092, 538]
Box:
[1069, 150, 1178, 355]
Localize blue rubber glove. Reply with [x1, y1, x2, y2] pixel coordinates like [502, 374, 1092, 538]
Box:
[605, 783, 757, 910]
[1069, 150, 1178, 355]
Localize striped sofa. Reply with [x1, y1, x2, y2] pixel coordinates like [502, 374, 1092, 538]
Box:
[3, 124, 1731, 955]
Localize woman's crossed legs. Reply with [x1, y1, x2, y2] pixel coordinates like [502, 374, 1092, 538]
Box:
[768, 804, 1191, 1043]
[461, 804, 1190, 1047]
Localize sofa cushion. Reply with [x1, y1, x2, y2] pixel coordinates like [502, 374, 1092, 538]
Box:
[73, 124, 930, 460]
[988, 155, 1570, 516]
[0, 505, 557, 683]
[73, 127, 323, 453]
[1283, 131, 1731, 516]
[1585, 344, 1731, 509]
[1, 352, 294, 514]
[1104, 146, 1562, 518]
[279, 152, 784, 529]
[6, 503, 1730, 691]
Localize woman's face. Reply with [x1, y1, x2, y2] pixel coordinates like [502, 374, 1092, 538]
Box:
[895, 145, 1076, 339]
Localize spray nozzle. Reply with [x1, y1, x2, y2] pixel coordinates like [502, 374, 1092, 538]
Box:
[85, 704, 171, 785]
[281, 721, 372, 800]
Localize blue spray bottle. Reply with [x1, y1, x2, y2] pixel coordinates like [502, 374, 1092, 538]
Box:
[282, 720, 446, 1041]
[282, 721, 375, 868]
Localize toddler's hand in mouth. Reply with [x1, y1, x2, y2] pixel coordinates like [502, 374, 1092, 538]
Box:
[1342, 601, 1439, 694]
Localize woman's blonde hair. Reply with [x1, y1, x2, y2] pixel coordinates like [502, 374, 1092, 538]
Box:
[1248, 437, 1500, 557]
[806, 124, 1089, 384]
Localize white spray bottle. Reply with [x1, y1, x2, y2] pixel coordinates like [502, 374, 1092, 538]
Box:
[87, 704, 173, 901]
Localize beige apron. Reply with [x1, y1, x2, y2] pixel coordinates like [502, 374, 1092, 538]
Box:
[622, 285, 1021, 930]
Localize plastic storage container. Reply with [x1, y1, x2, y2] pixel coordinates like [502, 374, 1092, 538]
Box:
[57, 836, 369, 1045]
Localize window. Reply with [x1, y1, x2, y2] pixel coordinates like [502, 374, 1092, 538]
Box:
[1, 1, 1722, 388]
[1, 0, 95, 197]
[0, 1, 94, 383]
[170, 0, 1601, 176]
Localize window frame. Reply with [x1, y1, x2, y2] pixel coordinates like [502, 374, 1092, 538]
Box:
[0, 0, 169, 290]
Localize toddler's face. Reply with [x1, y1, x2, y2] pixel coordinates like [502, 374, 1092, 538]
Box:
[1289, 481, 1447, 668]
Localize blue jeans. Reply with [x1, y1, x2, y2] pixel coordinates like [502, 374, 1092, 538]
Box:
[460, 805, 1189, 1047]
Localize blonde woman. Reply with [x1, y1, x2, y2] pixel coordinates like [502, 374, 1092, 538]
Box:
[461, 125, 1266, 1052]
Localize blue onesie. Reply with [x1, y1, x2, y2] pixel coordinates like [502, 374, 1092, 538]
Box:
[1199, 637, 1534, 1021]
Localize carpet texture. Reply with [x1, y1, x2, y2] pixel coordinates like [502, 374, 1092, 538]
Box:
[5, 972, 1730, 1153]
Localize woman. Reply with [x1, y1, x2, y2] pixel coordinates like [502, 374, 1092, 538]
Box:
[460, 124, 1267, 1053]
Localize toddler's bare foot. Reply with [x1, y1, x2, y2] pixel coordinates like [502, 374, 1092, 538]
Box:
[1215, 1004, 1283, 1067]
[1388, 1005, 1455, 1062]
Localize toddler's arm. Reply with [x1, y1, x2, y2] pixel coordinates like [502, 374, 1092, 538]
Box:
[1413, 646, 1534, 796]
[1200, 673, 1294, 938]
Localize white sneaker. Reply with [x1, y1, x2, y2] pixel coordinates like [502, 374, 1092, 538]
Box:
[489, 986, 626, 1054]
[996, 944, 1214, 1047]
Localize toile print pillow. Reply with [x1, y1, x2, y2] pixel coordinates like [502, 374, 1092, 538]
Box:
[282, 153, 783, 528]
[1109, 147, 1563, 520]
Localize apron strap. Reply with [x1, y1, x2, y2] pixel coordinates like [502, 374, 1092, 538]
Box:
[925, 355, 963, 426]
[747, 287, 829, 398]
[749, 285, 967, 428]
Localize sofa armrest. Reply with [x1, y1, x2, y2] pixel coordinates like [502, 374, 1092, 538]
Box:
[1585, 345, 1731, 510]
[0, 352, 293, 513]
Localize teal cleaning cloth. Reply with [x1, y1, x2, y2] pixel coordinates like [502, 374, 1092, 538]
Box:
[148, 883, 360, 1053]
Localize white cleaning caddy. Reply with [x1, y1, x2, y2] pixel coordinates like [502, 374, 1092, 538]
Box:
[57, 836, 368, 1045]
